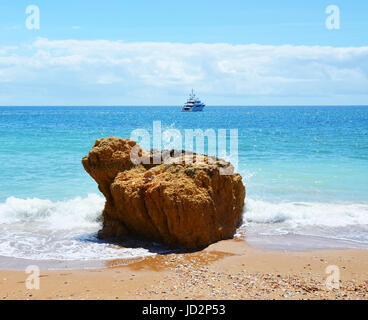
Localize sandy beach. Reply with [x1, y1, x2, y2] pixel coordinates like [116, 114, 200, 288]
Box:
[0, 239, 367, 300]
[2, 0, 368, 307]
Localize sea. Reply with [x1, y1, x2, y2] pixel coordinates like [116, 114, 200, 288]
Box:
[0, 106, 367, 269]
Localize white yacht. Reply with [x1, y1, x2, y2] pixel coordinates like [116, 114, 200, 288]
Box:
[182, 90, 205, 112]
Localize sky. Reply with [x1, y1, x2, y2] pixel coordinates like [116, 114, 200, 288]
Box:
[0, 0, 367, 106]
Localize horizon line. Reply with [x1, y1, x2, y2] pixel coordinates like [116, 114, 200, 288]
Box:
[1, 105, 368, 108]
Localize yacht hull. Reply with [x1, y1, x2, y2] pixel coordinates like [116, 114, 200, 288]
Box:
[182, 105, 205, 112]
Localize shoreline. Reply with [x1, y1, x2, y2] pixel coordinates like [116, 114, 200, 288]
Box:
[1, 239, 367, 300]
[2, 232, 368, 271]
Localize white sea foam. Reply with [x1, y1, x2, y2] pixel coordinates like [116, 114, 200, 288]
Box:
[244, 198, 368, 227]
[0, 194, 104, 227]
[237, 198, 368, 247]
[0, 194, 155, 261]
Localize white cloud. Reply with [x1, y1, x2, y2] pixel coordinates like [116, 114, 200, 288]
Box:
[0, 38, 368, 105]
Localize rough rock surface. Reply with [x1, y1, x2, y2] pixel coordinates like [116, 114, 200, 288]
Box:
[82, 137, 246, 249]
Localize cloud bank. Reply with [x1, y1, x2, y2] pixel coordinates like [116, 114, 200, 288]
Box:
[0, 38, 368, 105]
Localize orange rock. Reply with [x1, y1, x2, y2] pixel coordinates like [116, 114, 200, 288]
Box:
[82, 137, 245, 249]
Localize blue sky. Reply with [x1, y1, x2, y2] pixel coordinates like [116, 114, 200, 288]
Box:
[0, 1, 367, 105]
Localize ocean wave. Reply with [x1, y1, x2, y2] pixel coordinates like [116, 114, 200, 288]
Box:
[2, 194, 368, 230]
[0, 195, 368, 261]
[244, 198, 368, 227]
[0, 194, 104, 229]
[0, 194, 157, 261]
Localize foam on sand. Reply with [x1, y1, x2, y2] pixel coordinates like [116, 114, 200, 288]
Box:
[237, 198, 368, 249]
[1, 194, 368, 262]
[0, 194, 155, 261]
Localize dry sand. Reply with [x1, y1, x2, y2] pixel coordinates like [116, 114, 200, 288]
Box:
[0, 239, 367, 300]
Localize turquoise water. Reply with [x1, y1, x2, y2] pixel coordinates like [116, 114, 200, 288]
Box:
[0, 106, 368, 263]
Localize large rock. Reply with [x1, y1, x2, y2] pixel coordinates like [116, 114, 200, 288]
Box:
[82, 137, 245, 249]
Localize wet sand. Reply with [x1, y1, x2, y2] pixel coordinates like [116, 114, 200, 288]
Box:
[0, 239, 367, 300]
